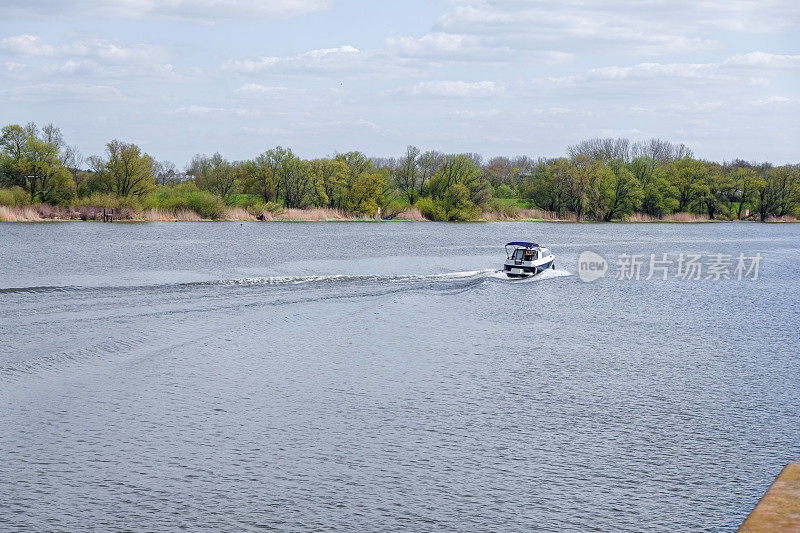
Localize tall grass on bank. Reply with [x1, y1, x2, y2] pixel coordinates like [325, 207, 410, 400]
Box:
[261, 207, 366, 222]
[482, 209, 579, 221]
[0, 205, 41, 222]
[142, 209, 202, 222]
[765, 215, 799, 223]
[147, 187, 225, 219]
[391, 207, 427, 221]
[224, 207, 257, 221]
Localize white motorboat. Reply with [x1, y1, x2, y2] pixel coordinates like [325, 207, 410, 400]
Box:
[503, 242, 556, 278]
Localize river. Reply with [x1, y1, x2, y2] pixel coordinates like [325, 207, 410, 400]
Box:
[1, 221, 798, 531]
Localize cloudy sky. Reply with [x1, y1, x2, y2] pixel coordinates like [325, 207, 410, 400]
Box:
[1, 0, 798, 166]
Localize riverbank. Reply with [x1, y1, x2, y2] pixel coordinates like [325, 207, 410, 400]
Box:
[0, 204, 796, 223]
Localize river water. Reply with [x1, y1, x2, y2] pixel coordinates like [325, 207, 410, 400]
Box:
[1, 221, 798, 532]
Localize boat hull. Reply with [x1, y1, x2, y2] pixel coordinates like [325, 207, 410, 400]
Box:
[504, 259, 554, 277]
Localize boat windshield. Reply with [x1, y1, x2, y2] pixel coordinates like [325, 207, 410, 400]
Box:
[512, 248, 537, 261]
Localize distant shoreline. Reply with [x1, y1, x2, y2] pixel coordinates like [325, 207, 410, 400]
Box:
[1, 204, 796, 223]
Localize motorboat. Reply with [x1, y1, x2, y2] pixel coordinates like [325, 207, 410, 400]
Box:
[503, 242, 555, 278]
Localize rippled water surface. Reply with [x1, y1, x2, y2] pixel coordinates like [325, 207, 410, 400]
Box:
[1, 221, 799, 532]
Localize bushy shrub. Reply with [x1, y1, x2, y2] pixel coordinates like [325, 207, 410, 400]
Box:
[416, 196, 447, 221]
[145, 184, 225, 219]
[488, 198, 520, 217]
[0, 186, 32, 207]
[416, 191, 481, 221]
[232, 194, 268, 215]
[494, 184, 515, 199]
[71, 192, 143, 211]
[184, 190, 225, 219]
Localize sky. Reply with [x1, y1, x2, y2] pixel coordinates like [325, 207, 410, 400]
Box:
[0, 0, 798, 167]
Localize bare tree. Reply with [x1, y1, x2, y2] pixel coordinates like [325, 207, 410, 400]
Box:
[631, 138, 694, 163]
[370, 156, 397, 170]
[152, 160, 177, 185]
[63, 144, 85, 185]
[568, 138, 632, 162]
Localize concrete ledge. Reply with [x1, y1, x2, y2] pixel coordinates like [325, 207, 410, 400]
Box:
[739, 462, 800, 532]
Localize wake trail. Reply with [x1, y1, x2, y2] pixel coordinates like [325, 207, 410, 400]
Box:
[1, 267, 573, 295]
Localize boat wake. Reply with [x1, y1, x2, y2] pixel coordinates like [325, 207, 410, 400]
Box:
[488, 268, 573, 282]
[204, 269, 495, 287]
[1, 268, 573, 295]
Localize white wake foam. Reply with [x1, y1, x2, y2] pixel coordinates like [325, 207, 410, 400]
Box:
[488, 268, 573, 281]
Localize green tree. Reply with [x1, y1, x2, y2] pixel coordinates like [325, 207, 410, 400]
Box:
[0, 123, 74, 203]
[494, 184, 515, 199]
[598, 160, 642, 221]
[281, 157, 313, 208]
[257, 147, 314, 208]
[342, 169, 388, 215]
[566, 155, 602, 219]
[628, 156, 677, 217]
[335, 151, 374, 181]
[518, 159, 572, 214]
[730, 167, 765, 219]
[308, 158, 349, 208]
[426, 154, 491, 208]
[241, 151, 279, 203]
[190, 153, 238, 202]
[90, 140, 155, 197]
[757, 166, 800, 221]
[394, 145, 423, 204]
[669, 158, 706, 213]
[697, 163, 733, 219]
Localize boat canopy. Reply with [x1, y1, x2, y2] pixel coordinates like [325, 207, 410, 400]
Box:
[506, 241, 539, 248]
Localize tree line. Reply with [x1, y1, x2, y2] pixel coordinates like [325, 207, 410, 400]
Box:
[1, 122, 798, 221]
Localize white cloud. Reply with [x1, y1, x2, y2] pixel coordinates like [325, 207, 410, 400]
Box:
[543, 51, 799, 87]
[0, 0, 331, 22]
[1, 34, 56, 56]
[434, 0, 800, 57]
[600, 128, 643, 137]
[449, 109, 500, 118]
[723, 52, 800, 68]
[752, 96, 791, 106]
[224, 56, 280, 73]
[587, 62, 713, 80]
[223, 45, 362, 73]
[2, 34, 165, 63]
[174, 105, 224, 115]
[0, 34, 177, 81]
[299, 45, 360, 61]
[407, 80, 504, 98]
[531, 107, 587, 116]
[1, 82, 122, 101]
[236, 83, 289, 94]
[383, 32, 474, 57]
[669, 101, 726, 113]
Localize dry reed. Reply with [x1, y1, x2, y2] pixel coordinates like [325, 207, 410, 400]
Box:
[663, 212, 711, 222]
[142, 208, 202, 222]
[482, 209, 578, 221]
[261, 207, 366, 221]
[765, 215, 799, 223]
[392, 207, 427, 221]
[223, 207, 257, 221]
[0, 206, 43, 222]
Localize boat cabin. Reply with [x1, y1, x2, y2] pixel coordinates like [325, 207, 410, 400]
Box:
[505, 242, 542, 263]
[503, 241, 555, 277]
